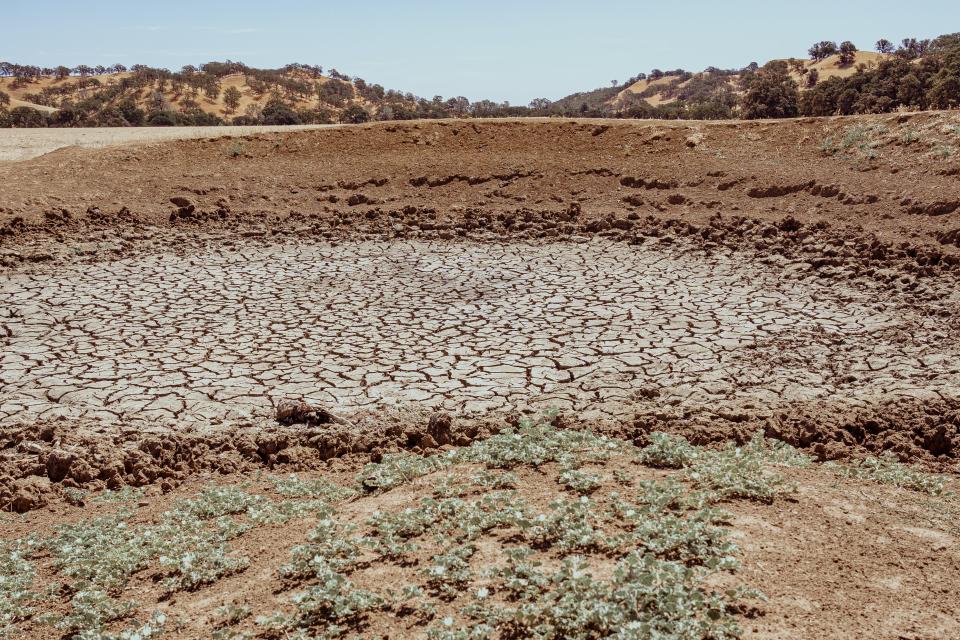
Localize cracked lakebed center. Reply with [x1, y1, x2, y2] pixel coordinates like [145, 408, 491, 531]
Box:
[2, 238, 957, 425]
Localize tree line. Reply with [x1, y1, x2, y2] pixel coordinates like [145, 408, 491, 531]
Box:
[2, 33, 959, 128]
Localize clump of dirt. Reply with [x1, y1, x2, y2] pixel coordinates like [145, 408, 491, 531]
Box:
[0, 408, 507, 512]
[275, 399, 350, 427]
[3, 398, 957, 513]
[615, 396, 960, 469]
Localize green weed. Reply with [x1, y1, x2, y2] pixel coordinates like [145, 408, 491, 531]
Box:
[828, 455, 950, 495]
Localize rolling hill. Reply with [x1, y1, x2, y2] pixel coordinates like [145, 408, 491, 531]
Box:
[613, 50, 890, 107]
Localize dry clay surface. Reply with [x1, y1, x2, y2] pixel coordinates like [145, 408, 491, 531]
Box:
[2, 239, 958, 427]
[0, 124, 331, 162]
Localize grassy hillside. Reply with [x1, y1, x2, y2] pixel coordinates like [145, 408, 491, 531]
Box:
[613, 50, 889, 107]
[0, 62, 464, 127]
[550, 35, 960, 119]
[1, 34, 959, 126]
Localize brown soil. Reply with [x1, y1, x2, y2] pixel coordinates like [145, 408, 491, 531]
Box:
[1, 114, 959, 263]
[4, 443, 959, 640]
[2, 114, 960, 508]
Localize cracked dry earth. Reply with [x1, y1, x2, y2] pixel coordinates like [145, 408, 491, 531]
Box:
[2, 238, 958, 426]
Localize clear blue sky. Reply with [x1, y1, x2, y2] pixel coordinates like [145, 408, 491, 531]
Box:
[7, 0, 959, 104]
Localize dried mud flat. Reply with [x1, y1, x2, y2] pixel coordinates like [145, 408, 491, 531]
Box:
[2, 115, 960, 639]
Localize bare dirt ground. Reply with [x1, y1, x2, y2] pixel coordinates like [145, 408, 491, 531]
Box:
[0, 125, 331, 162]
[2, 114, 960, 639]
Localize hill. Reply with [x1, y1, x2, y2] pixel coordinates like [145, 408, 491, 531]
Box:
[549, 35, 960, 119]
[0, 62, 475, 127]
[1, 34, 959, 126]
[613, 50, 889, 107]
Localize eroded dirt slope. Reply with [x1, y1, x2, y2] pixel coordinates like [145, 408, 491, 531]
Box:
[1, 114, 959, 263]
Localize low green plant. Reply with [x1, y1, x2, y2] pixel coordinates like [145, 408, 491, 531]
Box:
[558, 469, 604, 494]
[742, 431, 812, 468]
[261, 560, 383, 638]
[687, 444, 792, 503]
[638, 432, 803, 502]
[455, 419, 626, 470]
[828, 455, 950, 495]
[357, 416, 627, 495]
[1, 539, 39, 636]
[901, 128, 920, 144]
[92, 487, 145, 504]
[422, 545, 476, 599]
[215, 602, 252, 628]
[269, 475, 356, 501]
[932, 143, 955, 159]
[50, 512, 152, 591]
[638, 432, 700, 468]
[357, 453, 453, 493]
[470, 469, 518, 490]
[461, 553, 752, 639]
[280, 516, 365, 578]
[43, 486, 286, 634]
[523, 496, 612, 552]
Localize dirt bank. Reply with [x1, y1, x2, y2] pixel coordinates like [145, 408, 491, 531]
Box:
[1, 114, 959, 262]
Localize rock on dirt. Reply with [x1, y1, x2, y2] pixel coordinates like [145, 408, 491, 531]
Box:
[275, 399, 351, 427]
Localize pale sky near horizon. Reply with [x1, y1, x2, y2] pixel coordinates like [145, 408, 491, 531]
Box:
[7, 0, 959, 105]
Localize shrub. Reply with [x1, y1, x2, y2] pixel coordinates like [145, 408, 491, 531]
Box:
[146, 110, 178, 126]
[261, 96, 301, 125]
[6, 106, 46, 127]
[740, 62, 799, 119]
[339, 104, 370, 124]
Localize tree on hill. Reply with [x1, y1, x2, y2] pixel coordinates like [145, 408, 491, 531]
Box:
[897, 38, 931, 59]
[930, 33, 960, 54]
[147, 111, 178, 126]
[179, 95, 200, 111]
[929, 47, 960, 108]
[7, 106, 46, 127]
[0, 90, 9, 106]
[838, 41, 858, 66]
[223, 86, 242, 113]
[118, 98, 145, 126]
[339, 104, 370, 124]
[261, 96, 301, 124]
[740, 61, 799, 119]
[808, 41, 839, 61]
[806, 68, 820, 88]
[876, 39, 894, 54]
